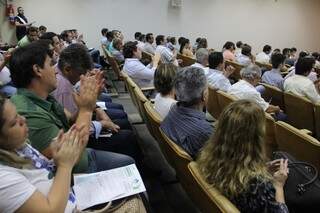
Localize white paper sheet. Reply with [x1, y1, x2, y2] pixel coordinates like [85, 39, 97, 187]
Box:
[73, 164, 146, 210]
[96, 101, 107, 110]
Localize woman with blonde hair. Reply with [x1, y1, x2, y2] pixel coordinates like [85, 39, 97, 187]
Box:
[197, 100, 289, 212]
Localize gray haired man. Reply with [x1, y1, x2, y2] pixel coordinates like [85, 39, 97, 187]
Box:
[191, 48, 209, 74]
[160, 66, 213, 158]
[228, 64, 286, 121]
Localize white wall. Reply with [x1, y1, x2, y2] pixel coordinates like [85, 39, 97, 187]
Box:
[2, 0, 320, 53]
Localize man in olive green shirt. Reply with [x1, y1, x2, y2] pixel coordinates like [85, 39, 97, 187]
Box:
[17, 26, 39, 47]
[10, 40, 134, 173]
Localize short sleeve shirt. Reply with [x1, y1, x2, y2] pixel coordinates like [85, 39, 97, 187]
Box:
[228, 80, 269, 111]
[0, 146, 76, 213]
[11, 88, 88, 173]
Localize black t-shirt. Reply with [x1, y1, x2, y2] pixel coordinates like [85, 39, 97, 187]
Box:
[15, 15, 28, 40]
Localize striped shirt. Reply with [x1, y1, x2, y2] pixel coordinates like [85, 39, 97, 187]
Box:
[155, 45, 174, 63]
[160, 104, 213, 158]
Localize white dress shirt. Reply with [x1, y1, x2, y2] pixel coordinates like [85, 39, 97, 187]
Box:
[137, 41, 145, 50]
[206, 68, 231, 92]
[256, 52, 270, 64]
[228, 80, 269, 111]
[143, 42, 155, 55]
[155, 45, 174, 63]
[236, 54, 252, 66]
[191, 63, 209, 75]
[235, 48, 242, 58]
[284, 75, 320, 104]
[123, 58, 155, 87]
[285, 68, 318, 82]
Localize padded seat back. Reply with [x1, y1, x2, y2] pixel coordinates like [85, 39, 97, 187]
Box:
[275, 121, 320, 170]
[207, 87, 221, 119]
[187, 162, 240, 213]
[284, 92, 315, 133]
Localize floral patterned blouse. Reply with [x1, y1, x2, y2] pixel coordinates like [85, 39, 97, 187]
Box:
[231, 178, 289, 213]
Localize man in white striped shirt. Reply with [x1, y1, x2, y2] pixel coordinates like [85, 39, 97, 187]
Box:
[155, 35, 176, 64]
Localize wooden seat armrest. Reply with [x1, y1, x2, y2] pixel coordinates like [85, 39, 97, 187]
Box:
[300, 129, 312, 135]
[141, 86, 155, 91]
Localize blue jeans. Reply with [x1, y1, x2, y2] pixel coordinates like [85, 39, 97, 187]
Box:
[256, 85, 266, 95]
[0, 85, 17, 97]
[98, 92, 112, 102]
[273, 112, 288, 122]
[89, 49, 101, 65]
[106, 108, 128, 120]
[85, 148, 135, 173]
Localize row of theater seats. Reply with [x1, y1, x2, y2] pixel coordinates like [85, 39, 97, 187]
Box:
[259, 82, 320, 140]
[122, 71, 240, 213]
[106, 51, 320, 211]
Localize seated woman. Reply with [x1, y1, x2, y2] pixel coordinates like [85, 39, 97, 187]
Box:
[179, 38, 194, 58]
[222, 41, 236, 61]
[0, 95, 82, 212]
[197, 38, 208, 50]
[197, 100, 289, 213]
[154, 63, 177, 118]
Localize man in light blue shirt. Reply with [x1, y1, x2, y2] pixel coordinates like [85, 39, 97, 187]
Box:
[206, 52, 234, 92]
[261, 53, 286, 90]
[123, 41, 160, 87]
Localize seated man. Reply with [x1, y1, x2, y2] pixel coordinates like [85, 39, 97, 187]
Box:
[191, 48, 209, 74]
[39, 34, 126, 119]
[160, 67, 214, 158]
[256, 45, 272, 64]
[143, 33, 155, 55]
[284, 51, 318, 82]
[40, 32, 64, 55]
[137, 34, 145, 50]
[228, 64, 284, 120]
[60, 30, 73, 47]
[101, 28, 109, 48]
[123, 41, 160, 87]
[53, 44, 140, 161]
[155, 35, 176, 64]
[284, 56, 320, 104]
[236, 44, 253, 66]
[111, 38, 124, 63]
[10, 41, 134, 174]
[206, 51, 234, 92]
[261, 53, 285, 90]
[17, 26, 39, 47]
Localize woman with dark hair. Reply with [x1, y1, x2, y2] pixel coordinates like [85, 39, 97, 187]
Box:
[0, 94, 82, 212]
[197, 38, 208, 50]
[198, 100, 289, 213]
[222, 41, 235, 61]
[179, 38, 193, 57]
